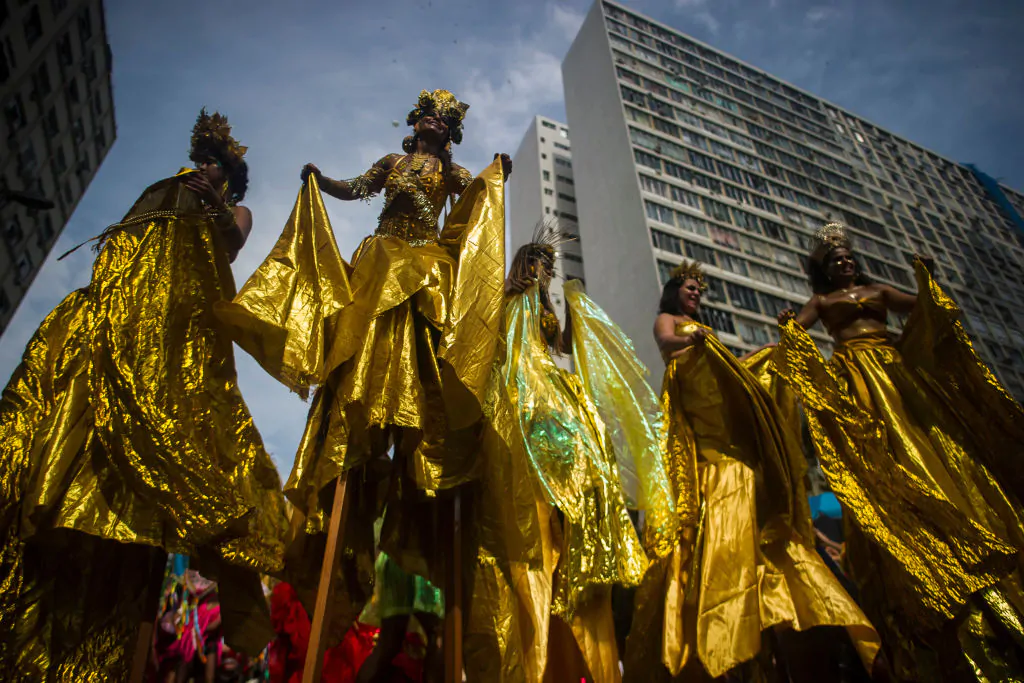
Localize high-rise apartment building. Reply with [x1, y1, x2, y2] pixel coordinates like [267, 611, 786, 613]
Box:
[0, 0, 115, 335]
[562, 0, 1024, 399]
[508, 115, 586, 368]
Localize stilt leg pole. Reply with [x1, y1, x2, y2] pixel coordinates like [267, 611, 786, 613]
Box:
[443, 491, 464, 682]
[303, 473, 351, 683]
[128, 552, 169, 683]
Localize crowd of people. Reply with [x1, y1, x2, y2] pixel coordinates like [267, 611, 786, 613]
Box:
[0, 88, 1022, 683]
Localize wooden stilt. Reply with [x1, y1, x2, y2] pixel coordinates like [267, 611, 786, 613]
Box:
[302, 473, 351, 683]
[128, 552, 170, 683]
[443, 491, 464, 683]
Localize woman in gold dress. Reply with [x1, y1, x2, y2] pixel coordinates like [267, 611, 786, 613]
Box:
[464, 227, 672, 682]
[0, 110, 287, 680]
[776, 222, 1024, 681]
[623, 260, 880, 683]
[219, 89, 511, 626]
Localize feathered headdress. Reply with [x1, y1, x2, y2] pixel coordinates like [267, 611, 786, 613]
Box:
[528, 219, 576, 264]
[406, 89, 470, 145]
[810, 222, 852, 264]
[189, 108, 247, 169]
[669, 259, 708, 292]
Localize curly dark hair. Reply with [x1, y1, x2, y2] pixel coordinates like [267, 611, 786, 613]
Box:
[226, 160, 249, 204]
[807, 246, 872, 294]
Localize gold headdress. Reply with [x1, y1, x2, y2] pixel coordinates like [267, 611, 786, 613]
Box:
[670, 259, 708, 292]
[406, 89, 470, 144]
[810, 221, 852, 264]
[189, 108, 247, 169]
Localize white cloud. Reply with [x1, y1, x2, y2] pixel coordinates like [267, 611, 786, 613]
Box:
[551, 4, 585, 43]
[805, 6, 836, 24]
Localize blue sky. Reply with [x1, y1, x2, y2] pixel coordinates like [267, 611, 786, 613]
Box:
[2, 0, 1022, 473]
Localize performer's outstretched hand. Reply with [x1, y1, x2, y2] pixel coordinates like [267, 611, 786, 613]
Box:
[301, 163, 322, 184]
[777, 309, 796, 325]
[495, 153, 512, 180]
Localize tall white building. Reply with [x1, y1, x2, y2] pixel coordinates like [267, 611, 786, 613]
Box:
[508, 116, 587, 367]
[560, 0, 1024, 399]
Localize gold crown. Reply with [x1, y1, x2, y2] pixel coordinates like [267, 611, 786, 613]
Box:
[810, 222, 852, 263]
[670, 259, 708, 291]
[190, 108, 247, 167]
[407, 89, 470, 144]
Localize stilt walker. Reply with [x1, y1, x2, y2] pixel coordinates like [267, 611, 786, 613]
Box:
[0, 109, 288, 682]
[218, 89, 511, 681]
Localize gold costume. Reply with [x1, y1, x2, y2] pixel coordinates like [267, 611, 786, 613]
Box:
[220, 126, 507, 626]
[0, 171, 288, 681]
[776, 260, 1024, 681]
[464, 282, 668, 683]
[624, 322, 880, 682]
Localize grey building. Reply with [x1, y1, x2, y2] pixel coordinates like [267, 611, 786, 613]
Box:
[1, 0, 115, 335]
[562, 0, 1024, 399]
[508, 115, 586, 368]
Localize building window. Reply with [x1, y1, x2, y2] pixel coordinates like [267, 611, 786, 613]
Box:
[18, 139, 37, 175]
[55, 145, 67, 174]
[727, 282, 761, 313]
[556, 175, 574, 185]
[554, 156, 572, 169]
[541, 120, 556, 130]
[37, 214, 55, 246]
[83, 50, 97, 81]
[78, 7, 93, 42]
[24, 7, 43, 47]
[72, 117, 85, 143]
[554, 142, 570, 152]
[543, 170, 550, 181]
[557, 193, 575, 203]
[559, 129, 568, 139]
[544, 188, 553, 196]
[33, 62, 52, 97]
[651, 228, 683, 255]
[703, 306, 735, 335]
[57, 33, 74, 67]
[51, 0, 70, 16]
[4, 215, 24, 249]
[4, 93, 26, 130]
[15, 252, 34, 285]
[685, 241, 717, 265]
[68, 78, 81, 103]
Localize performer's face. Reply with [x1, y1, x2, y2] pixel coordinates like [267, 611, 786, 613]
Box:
[679, 279, 702, 316]
[532, 257, 554, 284]
[197, 157, 226, 186]
[826, 247, 856, 284]
[415, 115, 449, 146]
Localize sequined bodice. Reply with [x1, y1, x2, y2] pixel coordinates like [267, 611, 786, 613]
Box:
[375, 155, 452, 246]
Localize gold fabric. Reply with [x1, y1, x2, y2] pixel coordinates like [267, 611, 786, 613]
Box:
[217, 175, 351, 395]
[279, 158, 505, 531]
[774, 261, 1024, 680]
[464, 285, 655, 682]
[0, 171, 287, 679]
[625, 323, 879, 681]
[563, 280, 678, 559]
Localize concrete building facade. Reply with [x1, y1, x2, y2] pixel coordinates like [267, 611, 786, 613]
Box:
[0, 0, 115, 335]
[561, 0, 1024, 399]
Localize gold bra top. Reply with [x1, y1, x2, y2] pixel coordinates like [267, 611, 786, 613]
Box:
[818, 291, 887, 334]
[374, 153, 473, 246]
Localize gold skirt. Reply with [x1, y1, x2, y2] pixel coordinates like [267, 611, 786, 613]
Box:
[0, 174, 287, 678]
[831, 332, 1024, 680]
[626, 456, 880, 681]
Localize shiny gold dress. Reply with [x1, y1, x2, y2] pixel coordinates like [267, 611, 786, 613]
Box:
[219, 156, 506, 618]
[776, 261, 1024, 682]
[624, 320, 880, 682]
[464, 282, 669, 683]
[0, 171, 288, 681]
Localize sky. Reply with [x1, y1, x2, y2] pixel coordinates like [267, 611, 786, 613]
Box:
[2, 0, 1023, 474]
